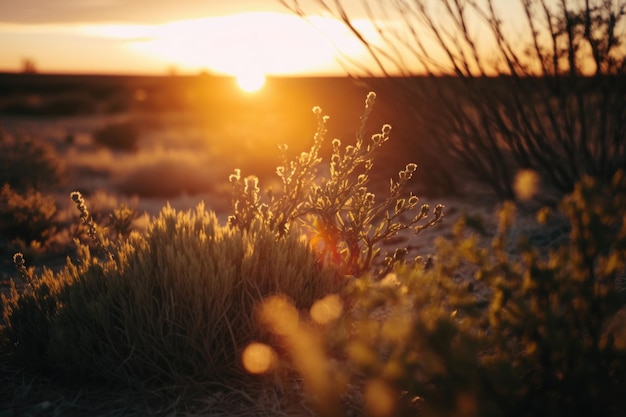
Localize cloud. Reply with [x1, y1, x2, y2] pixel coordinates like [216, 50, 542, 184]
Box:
[0, 0, 285, 24]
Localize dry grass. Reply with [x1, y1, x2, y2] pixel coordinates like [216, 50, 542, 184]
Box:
[0, 348, 316, 417]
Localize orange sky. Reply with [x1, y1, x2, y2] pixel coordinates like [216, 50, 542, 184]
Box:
[0, 1, 526, 77]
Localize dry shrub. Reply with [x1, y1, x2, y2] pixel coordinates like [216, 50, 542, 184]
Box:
[93, 121, 139, 152]
[284, 0, 626, 201]
[0, 130, 65, 192]
[255, 171, 626, 417]
[229, 92, 443, 277]
[0, 184, 57, 245]
[1, 202, 342, 390]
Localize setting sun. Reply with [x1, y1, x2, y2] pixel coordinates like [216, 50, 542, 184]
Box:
[236, 71, 266, 92]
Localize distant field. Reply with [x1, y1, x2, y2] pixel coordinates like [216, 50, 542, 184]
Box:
[0, 73, 444, 205]
[0, 72, 390, 180]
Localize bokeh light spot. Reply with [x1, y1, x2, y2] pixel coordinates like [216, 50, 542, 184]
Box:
[310, 294, 343, 325]
[514, 169, 540, 200]
[242, 342, 277, 374]
[260, 295, 299, 335]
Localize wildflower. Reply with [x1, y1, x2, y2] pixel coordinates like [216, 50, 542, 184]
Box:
[13, 252, 32, 286]
[70, 191, 113, 259]
[365, 92, 376, 109]
[244, 176, 260, 195]
[229, 169, 241, 183]
[395, 199, 405, 213]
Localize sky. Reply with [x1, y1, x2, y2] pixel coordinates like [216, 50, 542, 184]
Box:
[0, 0, 378, 76]
[0, 0, 527, 77]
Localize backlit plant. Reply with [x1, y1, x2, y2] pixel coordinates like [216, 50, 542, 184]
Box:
[0, 184, 58, 247]
[2, 200, 342, 389]
[253, 170, 626, 417]
[229, 92, 443, 277]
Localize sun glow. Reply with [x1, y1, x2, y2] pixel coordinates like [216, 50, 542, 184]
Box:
[0, 11, 385, 76]
[115, 12, 374, 76]
[236, 71, 266, 92]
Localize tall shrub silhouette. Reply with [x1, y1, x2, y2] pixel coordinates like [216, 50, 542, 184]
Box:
[283, 0, 626, 200]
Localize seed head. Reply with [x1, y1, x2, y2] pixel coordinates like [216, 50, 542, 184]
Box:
[365, 92, 376, 109]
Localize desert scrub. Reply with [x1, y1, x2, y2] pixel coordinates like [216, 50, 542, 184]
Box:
[1, 200, 342, 389]
[229, 92, 443, 277]
[254, 171, 626, 417]
[0, 184, 58, 247]
[93, 121, 139, 152]
[0, 129, 65, 192]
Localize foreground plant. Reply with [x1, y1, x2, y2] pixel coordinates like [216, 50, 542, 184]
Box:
[229, 92, 443, 277]
[1, 199, 342, 389]
[253, 171, 626, 417]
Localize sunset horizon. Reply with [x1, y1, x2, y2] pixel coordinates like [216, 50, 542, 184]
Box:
[0, 1, 530, 78]
[0, 5, 376, 77]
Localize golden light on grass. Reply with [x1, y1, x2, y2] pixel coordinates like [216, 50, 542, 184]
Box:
[514, 169, 540, 200]
[236, 70, 266, 93]
[242, 342, 277, 374]
[310, 294, 343, 325]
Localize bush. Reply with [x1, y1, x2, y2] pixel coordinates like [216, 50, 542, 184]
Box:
[285, 1, 626, 201]
[0, 184, 57, 245]
[93, 121, 139, 152]
[0, 129, 65, 192]
[255, 171, 626, 417]
[229, 92, 443, 277]
[1, 202, 342, 389]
